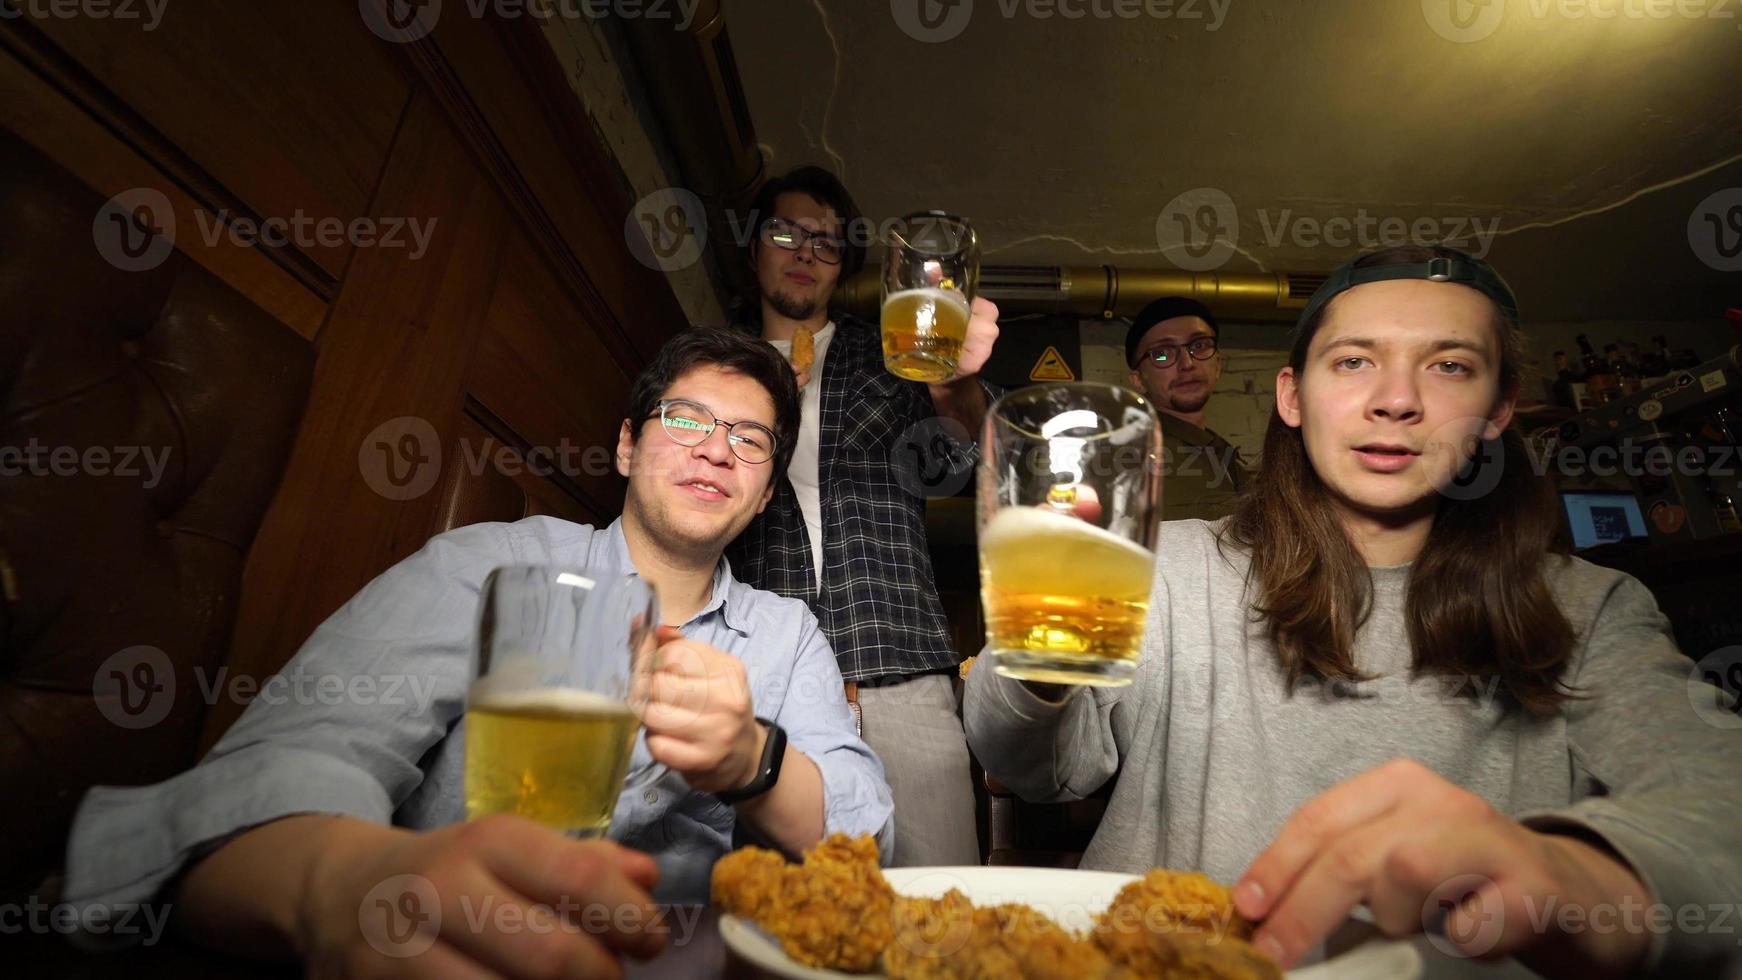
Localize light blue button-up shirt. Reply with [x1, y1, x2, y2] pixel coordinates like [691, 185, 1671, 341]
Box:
[64, 517, 894, 923]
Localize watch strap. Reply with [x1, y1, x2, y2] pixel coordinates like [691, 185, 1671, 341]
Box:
[715, 717, 786, 805]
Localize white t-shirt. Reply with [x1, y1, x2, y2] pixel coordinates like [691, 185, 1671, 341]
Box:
[764, 322, 835, 587]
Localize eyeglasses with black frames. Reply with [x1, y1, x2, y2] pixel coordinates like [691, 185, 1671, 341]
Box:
[761, 218, 845, 265]
[1142, 337, 1218, 369]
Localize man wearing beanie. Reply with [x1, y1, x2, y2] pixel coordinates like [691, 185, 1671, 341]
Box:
[1125, 297, 1249, 520]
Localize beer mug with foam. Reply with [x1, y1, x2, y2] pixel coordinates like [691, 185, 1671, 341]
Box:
[978, 383, 1162, 687]
[881, 211, 978, 382]
[465, 565, 660, 838]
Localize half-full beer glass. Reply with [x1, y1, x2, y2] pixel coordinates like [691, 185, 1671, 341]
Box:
[465, 566, 659, 838]
[979, 384, 1161, 686]
[881, 211, 978, 382]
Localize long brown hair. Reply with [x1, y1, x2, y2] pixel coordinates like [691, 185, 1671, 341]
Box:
[1220, 246, 1578, 716]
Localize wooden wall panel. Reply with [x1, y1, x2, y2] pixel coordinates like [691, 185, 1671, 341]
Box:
[2, 3, 690, 756]
[406, 15, 688, 365]
[464, 230, 634, 519]
[208, 90, 512, 743]
[0, 46, 330, 339]
[17, 2, 410, 283]
[433, 409, 609, 534]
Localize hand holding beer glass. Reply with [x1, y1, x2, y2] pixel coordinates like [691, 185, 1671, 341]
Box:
[465, 566, 660, 838]
[881, 211, 978, 382]
[979, 384, 1161, 687]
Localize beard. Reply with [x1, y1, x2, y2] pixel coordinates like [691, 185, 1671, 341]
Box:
[624, 480, 734, 565]
[1167, 389, 1212, 414]
[765, 286, 821, 322]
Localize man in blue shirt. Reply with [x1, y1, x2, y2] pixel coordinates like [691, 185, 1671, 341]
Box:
[61, 328, 892, 976]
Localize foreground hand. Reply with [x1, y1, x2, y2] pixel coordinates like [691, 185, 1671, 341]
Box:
[941, 296, 1000, 383]
[302, 815, 663, 978]
[1234, 759, 1650, 978]
[642, 625, 765, 793]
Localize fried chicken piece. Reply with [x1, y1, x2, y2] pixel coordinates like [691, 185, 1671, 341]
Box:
[803, 830, 883, 874]
[790, 323, 816, 373]
[711, 833, 893, 973]
[710, 845, 790, 921]
[1168, 934, 1284, 980]
[1093, 870, 1274, 979]
[1094, 869, 1253, 948]
[887, 893, 1123, 980]
[1093, 928, 1281, 980]
[775, 833, 894, 971]
[982, 903, 1118, 980]
[717, 838, 1276, 979]
[885, 890, 978, 979]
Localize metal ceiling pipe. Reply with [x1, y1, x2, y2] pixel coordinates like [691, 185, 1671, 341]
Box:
[616, 0, 762, 298]
[837, 264, 1322, 322]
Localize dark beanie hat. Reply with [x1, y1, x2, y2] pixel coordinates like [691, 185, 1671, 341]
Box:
[1124, 297, 1219, 367]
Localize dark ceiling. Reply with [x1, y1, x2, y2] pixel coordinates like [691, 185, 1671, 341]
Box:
[727, 0, 1742, 323]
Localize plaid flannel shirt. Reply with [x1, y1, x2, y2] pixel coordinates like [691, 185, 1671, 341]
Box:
[727, 315, 997, 682]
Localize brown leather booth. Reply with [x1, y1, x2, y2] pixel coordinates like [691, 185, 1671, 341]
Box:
[0, 131, 313, 901]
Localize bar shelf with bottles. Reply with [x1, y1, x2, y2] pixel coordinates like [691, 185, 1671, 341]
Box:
[1541, 339, 1742, 548]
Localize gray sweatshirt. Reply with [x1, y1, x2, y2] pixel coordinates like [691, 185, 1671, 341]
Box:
[964, 519, 1742, 976]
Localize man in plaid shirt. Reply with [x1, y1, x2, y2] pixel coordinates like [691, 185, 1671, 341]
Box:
[726, 166, 1001, 866]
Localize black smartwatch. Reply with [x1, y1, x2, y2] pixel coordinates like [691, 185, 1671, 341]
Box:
[715, 717, 786, 805]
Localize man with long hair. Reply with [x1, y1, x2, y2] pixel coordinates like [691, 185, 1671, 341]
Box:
[725, 166, 1000, 867]
[966, 245, 1741, 976]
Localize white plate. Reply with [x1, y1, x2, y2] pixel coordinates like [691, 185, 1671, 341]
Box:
[720, 866, 1422, 978]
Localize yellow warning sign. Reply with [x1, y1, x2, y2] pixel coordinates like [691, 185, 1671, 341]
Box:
[1028, 346, 1075, 382]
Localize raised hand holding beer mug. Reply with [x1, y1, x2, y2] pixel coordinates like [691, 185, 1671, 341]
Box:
[882, 211, 979, 382]
[979, 384, 1162, 687]
[465, 566, 660, 838]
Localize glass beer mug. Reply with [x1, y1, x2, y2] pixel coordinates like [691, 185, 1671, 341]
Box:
[464, 566, 660, 838]
[881, 211, 978, 382]
[978, 384, 1162, 687]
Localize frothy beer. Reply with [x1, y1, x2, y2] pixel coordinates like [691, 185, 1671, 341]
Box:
[980, 507, 1156, 687]
[464, 686, 639, 837]
[881, 287, 969, 382]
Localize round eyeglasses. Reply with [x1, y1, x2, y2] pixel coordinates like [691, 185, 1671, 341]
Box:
[652, 399, 778, 465]
[762, 218, 845, 265]
[1142, 337, 1218, 369]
